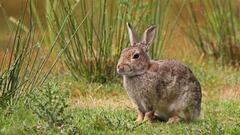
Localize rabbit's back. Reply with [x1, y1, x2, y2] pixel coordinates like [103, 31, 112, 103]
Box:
[155, 60, 201, 117]
[124, 60, 201, 120]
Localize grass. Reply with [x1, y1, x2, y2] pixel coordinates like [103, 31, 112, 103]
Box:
[74, 101, 240, 135]
[1, 102, 239, 135]
[0, 76, 239, 135]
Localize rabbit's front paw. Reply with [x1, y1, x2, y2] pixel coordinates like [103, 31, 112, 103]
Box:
[135, 111, 144, 123]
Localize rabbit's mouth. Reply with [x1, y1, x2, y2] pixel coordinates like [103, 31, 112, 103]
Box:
[117, 70, 133, 75]
[117, 68, 132, 75]
[117, 64, 147, 76]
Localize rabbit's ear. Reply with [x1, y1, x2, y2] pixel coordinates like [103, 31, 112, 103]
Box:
[127, 22, 139, 46]
[142, 25, 156, 46]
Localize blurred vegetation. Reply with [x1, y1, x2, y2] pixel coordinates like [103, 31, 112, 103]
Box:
[184, 0, 240, 65]
[44, 0, 179, 83]
[0, 0, 84, 107]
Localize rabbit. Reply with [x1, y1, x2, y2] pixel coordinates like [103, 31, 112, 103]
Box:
[116, 23, 202, 123]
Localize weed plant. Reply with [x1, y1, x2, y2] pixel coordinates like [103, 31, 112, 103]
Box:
[27, 81, 79, 134]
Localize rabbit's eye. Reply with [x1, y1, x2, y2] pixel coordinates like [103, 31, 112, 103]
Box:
[132, 53, 140, 59]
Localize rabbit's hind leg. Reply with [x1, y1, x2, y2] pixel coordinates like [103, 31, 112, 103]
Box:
[167, 115, 181, 124]
[166, 108, 193, 124]
[143, 111, 155, 123]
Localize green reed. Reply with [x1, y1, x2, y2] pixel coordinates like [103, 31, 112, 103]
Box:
[185, 0, 240, 65]
[47, 0, 178, 83]
[0, 0, 84, 107]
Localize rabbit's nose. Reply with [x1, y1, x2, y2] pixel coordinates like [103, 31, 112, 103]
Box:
[117, 65, 125, 72]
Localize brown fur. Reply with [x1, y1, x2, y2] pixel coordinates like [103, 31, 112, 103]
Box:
[117, 23, 202, 123]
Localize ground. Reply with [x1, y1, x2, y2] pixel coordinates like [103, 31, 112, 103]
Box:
[1, 58, 240, 135]
[0, 78, 239, 135]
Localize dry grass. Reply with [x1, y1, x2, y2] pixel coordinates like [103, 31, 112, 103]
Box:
[67, 81, 136, 110]
[219, 85, 240, 101]
[72, 95, 134, 110]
